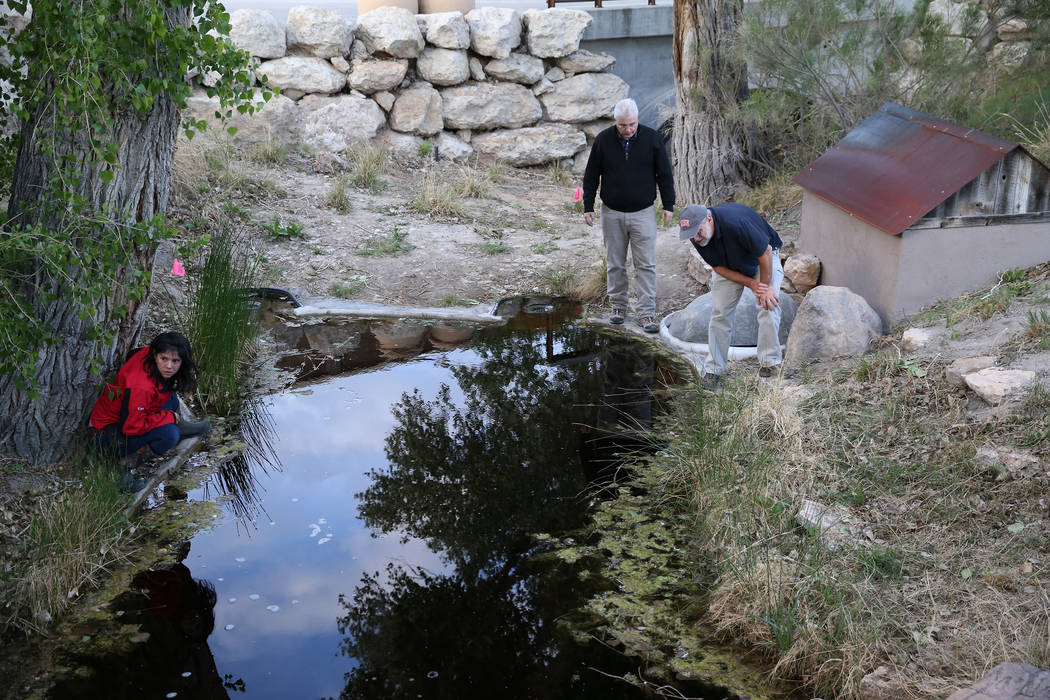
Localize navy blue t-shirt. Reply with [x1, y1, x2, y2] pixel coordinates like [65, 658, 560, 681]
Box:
[690, 203, 782, 277]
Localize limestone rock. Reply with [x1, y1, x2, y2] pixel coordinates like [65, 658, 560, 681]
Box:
[557, 49, 615, 74]
[377, 128, 425, 163]
[436, 131, 474, 162]
[373, 90, 396, 111]
[665, 288, 797, 345]
[946, 356, 996, 386]
[521, 8, 591, 58]
[465, 56, 484, 81]
[257, 56, 346, 94]
[783, 253, 820, 293]
[975, 444, 1043, 481]
[991, 40, 1029, 68]
[901, 327, 939, 351]
[389, 82, 444, 136]
[313, 151, 349, 174]
[532, 77, 554, 96]
[330, 56, 350, 72]
[350, 39, 370, 61]
[859, 665, 906, 700]
[471, 123, 586, 166]
[795, 499, 865, 551]
[416, 47, 470, 86]
[927, 0, 986, 35]
[229, 9, 286, 59]
[964, 368, 1037, 405]
[484, 53, 544, 84]
[357, 6, 426, 58]
[580, 118, 612, 140]
[997, 18, 1029, 41]
[440, 82, 542, 129]
[417, 11, 471, 49]
[347, 59, 408, 93]
[945, 662, 1050, 700]
[183, 91, 299, 147]
[686, 246, 712, 286]
[783, 286, 882, 366]
[286, 7, 353, 58]
[465, 7, 521, 59]
[299, 94, 386, 152]
[545, 66, 566, 82]
[539, 72, 629, 122]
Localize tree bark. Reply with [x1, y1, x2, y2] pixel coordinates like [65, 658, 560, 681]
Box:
[672, 0, 758, 205]
[0, 9, 187, 464]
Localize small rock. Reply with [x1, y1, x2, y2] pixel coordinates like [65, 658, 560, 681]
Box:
[859, 665, 906, 700]
[945, 662, 1050, 700]
[945, 356, 996, 386]
[964, 368, 1036, 405]
[901, 327, 938, 351]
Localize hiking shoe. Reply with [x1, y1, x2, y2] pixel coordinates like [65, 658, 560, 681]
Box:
[700, 372, 722, 393]
[610, 308, 625, 325]
[641, 316, 660, 333]
[759, 366, 776, 378]
[118, 470, 146, 494]
[179, 419, 212, 437]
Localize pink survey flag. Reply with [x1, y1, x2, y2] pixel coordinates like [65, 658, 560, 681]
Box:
[171, 258, 186, 277]
[573, 186, 582, 202]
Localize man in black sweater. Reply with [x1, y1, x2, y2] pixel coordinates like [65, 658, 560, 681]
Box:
[582, 98, 675, 333]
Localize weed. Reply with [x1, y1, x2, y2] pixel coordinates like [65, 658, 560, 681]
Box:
[357, 226, 415, 257]
[261, 215, 305, 241]
[525, 217, 555, 232]
[250, 140, 288, 166]
[478, 240, 510, 255]
[329, 275, 367, 298]
[418, 140, 433, 158]
[531, 240, 559, 254]
[854, 547, 904, 580]
[184, 224, 260, 415]
[349, 145, 388, 193]
[439, 294, 479, 307]
[475, 225, 503, 240]
[412, 172, 466, 218]
[546, 159, 570, 185]
[1025, 308, 1050, 349]
[486, 159, 506, 181]
[455, 166, 490, 199]
[1, 456, 133, 634]
[220, 201, 250, 220]
[327, 176, 352, 214]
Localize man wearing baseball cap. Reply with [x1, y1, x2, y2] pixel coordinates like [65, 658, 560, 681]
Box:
[679, 202, 784, 390]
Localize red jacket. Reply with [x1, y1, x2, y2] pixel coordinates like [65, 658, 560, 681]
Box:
[89, 347, 176, 436]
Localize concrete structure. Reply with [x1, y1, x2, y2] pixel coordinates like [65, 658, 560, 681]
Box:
[579, 5, 674, 129]
[795, 103, 1050, 327]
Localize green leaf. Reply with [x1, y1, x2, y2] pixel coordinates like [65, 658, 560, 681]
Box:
[1007, 522, 1025, 534]
[960, 567, 972, 579]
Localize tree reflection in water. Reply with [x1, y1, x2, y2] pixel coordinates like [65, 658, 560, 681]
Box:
[336, 324, 681, 699]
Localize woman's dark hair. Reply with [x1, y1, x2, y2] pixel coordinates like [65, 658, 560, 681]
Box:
[144, 331, 199, 393]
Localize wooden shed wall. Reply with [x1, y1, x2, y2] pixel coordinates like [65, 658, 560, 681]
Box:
[924, 150, 1050, 219]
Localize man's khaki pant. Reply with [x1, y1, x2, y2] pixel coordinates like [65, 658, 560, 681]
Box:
[703, 252, 784, 376]
[601, 204, 657, 317]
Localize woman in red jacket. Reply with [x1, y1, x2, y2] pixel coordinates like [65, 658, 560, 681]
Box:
[89, 331, 210, 461]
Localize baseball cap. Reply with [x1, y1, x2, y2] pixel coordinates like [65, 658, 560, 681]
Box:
[678, 204, 710, 240]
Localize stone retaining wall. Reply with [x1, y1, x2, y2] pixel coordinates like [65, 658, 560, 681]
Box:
[186, 6, 627, 168]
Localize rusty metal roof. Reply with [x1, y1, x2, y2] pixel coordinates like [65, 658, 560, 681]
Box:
[793, 102, 1018, 235]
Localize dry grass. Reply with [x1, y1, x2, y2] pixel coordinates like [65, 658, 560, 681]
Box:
[411, 171, 466, 218]
[454, 165, 491, 199]
[646, 358, 1050, 698]
[349, 144, 388, 193]
[1, 458, 134, 634]
[738, 171, 804, 217]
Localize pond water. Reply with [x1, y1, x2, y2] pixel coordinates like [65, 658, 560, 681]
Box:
[50, 300, 705, 699]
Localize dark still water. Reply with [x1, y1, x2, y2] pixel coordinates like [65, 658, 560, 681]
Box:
[51, 310, 689, 700]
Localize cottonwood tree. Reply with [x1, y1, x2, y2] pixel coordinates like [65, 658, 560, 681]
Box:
[0, 0, 265, 463]
[672, 0, 761, 204]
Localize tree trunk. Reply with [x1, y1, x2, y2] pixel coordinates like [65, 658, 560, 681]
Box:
[672, 0, 758, 204]
[0, 10, 187, 464]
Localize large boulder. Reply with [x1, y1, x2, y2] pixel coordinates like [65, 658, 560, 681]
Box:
[286, 7, 353, 58]
[229, 9, 286, 59]
[464, 7, 521, 59]
[183, 91, 299, 147]
[256, 56, 346, 94]
[539, 72, 629, 122]
[299, 94, 386, 152]
[356, 6, 425, 58]
[440, 82, 542, 129]
[521, 8, 591, 58]
[665, 288, 797, 346]
[347, 59, 408, 93]
[416, 47, 470, 86]
[783, 286, 882, 366]
[471, 123, 586, 166]
[945, 662, 1050, 700]
[557, 49, 615, 74]
[389, 83, 444, 136]
[416, 11, 471, 49]
[483, 53, 544, 84]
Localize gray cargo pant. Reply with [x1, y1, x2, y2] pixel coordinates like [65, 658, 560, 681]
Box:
[703, 251, 784, 376]
[601, 204, 657, 318]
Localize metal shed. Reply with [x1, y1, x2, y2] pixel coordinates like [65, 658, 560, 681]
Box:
[794, 102, 1050, 327]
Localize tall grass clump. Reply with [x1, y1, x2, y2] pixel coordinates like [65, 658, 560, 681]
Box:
[350, 145, 388, 193]
[412, 171, 466, 218]
[1, 456, 132, 634]
[186, 223, 260, 415]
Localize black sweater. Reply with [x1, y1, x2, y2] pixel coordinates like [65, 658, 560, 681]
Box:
[582, 124, 675, 214]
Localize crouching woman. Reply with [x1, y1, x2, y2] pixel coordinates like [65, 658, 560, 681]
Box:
[89, 331, 210, 463]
